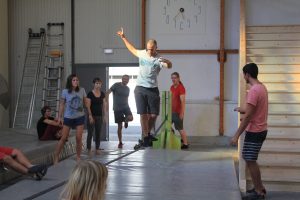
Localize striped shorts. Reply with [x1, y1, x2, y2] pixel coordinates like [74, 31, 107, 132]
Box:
[242, 130, 267, 161]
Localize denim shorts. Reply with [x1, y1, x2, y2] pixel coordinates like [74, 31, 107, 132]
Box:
[64, 116, 85, 129]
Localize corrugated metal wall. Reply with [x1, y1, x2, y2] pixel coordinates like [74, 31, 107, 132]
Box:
[0, 0, 8, 80]
[74, 0, 141, 63]
[0, 0, 9, 128]
[8, 0, 71, 120]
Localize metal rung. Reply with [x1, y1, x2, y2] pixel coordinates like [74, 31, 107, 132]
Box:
[47, 34, 63, 37]
[43, 99, 59, 102]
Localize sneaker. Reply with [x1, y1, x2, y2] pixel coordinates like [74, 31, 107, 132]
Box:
[244, 190, 265, 200]
[124, 122, 128, 128]
[148, 134, 158, 141]
[181, 144, 189, 150]
[29, 164, 48, 181]
[246, 188, 267, 195]
[118, 143, 124, 149]
[143, 136, 151, 147]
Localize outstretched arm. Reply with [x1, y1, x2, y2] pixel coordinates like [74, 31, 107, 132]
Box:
[117, 27, 138, 57]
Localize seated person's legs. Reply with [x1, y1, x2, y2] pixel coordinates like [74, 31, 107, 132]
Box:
[41, 125, 62, 140]
[0, 147, 48, 179]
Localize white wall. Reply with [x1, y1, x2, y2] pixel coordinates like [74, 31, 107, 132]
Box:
[0, 0, 9, 128]
[8, 0, 71, 124]
[148, 0, 240, 136]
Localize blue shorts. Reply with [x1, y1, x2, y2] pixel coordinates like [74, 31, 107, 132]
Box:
[64, 116, 85, 129]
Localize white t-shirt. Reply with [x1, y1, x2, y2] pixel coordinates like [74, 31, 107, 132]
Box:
[136, 50, 164, 88]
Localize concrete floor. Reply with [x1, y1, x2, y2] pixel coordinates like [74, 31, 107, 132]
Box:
[1, 130, 300, 200]
[0, 141, 241, 200]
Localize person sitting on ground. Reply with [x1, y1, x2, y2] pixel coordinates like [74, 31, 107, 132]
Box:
[60, 160, 108, 200]
[0, 146, 48, 180]
[37, 106, 62, 140]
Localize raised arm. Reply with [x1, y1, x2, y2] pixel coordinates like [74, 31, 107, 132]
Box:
[117, 27, 138, 57]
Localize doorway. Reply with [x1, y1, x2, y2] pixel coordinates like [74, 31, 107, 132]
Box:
[108, 67, 140, 141]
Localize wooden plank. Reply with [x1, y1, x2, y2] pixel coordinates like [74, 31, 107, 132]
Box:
[247, 56, 300, 65]
[247, 40, 300, 48]
[258, 181, 300, 192]
[269, 104, 300, 113]
[239, 0, 247, 193]
[259, 74, 300, 83]
[265, 83, 300, 92]
[268, 115, 300, 126]
[219, 0, 225, 136]
[141, 0, 146, 49]
[258, 153, 300, 167]
[247, 167, 300, 182]
[267, 127, 300, 139]
[258, 64, 300, 74]
[247, 48, 300, 56]
[262, 139, 300, 152]
[269, 93, 300, 102]
[247, 33, 300, 41]
[247, 26, 300, 33]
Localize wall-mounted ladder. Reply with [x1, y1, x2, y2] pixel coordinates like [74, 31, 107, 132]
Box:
[13, 28, 45, 128]
[42, 23, 64, 117]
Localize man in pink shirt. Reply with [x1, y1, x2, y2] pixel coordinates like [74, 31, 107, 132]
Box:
[231, 63, 268, 200]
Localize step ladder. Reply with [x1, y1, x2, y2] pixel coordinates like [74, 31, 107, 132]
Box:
[13, 28, 46, 128]
[42, 23, 64, 117]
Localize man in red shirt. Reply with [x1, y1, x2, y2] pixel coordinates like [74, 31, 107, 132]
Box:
[170, 72, 189, 149]
[231, 63, 268, 199]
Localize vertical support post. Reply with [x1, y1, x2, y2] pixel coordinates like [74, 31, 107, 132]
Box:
[239, 0, 247, 192]
[162, 91, 167, 148]
[141, 0, 146, 49]
[219, 0, 225, 136]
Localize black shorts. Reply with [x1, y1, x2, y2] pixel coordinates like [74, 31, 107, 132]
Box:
[134, 86, 160, 115]
[172, 113, 183, 131]
[114, 107, 132, 123]
[242, 130, 267, 161]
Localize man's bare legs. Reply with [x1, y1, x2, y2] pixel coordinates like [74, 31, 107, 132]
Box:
[246, 161, 265, 195]
[147, 114, 157, 135]
[140, 114, 149, 137]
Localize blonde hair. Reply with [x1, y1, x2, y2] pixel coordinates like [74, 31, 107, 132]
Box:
[61, 160, 108, 200]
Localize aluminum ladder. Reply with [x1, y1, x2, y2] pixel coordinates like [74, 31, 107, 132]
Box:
[13, 28, 46, 128]
[42, 23, 64, 117]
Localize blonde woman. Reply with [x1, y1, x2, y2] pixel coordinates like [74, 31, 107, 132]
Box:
[61, 160, 108, 200]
